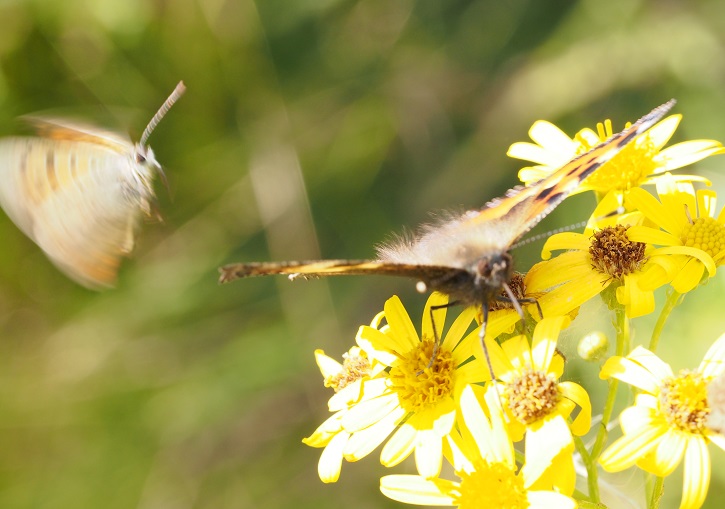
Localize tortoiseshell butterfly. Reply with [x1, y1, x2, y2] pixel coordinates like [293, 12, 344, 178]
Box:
[220, 100, 675, 354]
[0, 81, 185, 289]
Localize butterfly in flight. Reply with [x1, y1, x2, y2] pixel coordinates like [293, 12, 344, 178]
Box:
[220, 100, 675, 371]
[0, 81, 186, 290]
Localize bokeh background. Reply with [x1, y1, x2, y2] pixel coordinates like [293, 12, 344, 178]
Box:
[0, 0, 724, 507]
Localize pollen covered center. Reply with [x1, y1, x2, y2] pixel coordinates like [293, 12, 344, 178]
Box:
[589, 225, 646, 279]
[455, 461, 527, 509]
[681, 216, 725, 260]
[328, 351, 371, 392]
[505, 368, 560, 424]
[579, 132, 657, 191]
[389, 339, 455, 413]
[660, 372, 710, 433]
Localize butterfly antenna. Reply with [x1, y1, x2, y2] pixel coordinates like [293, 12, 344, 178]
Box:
[511, 221, 587, 250]
[511, 205, 627, 250]
[140, 81, 186, 147]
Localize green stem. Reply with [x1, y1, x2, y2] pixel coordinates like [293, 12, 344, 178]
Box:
[591, 307, 628, 462]
[574, 434, 598, 502]
[649, 288, 682, 353]
[649, 476, 664, 509]
[578, 501, 607, 509]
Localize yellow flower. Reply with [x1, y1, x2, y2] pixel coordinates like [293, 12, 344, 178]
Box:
[599, 332, 725, 509]
[508, 112, 720, 202]
[483, 316, 591, 494]
[302, 346, 374, 482]
[627, 174, 725, 293]
[527, 219, 674, 319]
[380, 384, 576, 508]
[341, 293, 490, 479]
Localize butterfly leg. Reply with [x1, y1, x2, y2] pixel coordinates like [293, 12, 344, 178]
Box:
[419, 300, 461, 374]
[478, 303, 497, 381]
[495, 282, 543, 321]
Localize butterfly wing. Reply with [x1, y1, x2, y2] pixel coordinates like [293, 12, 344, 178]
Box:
[377, 100, 676, 269]
[0, 136, 153, 289]
[466, 99, 677, 242]
[219, 259, 466, 285]
[23, 116, 133, 152]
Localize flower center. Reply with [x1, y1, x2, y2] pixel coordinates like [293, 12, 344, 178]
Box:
[681, 216, 725, 261]
[388, 339, 455, 413]
[488, 272, 526, 312]
[589, 225, 647, 279]
[659, 371, 710, 433]
[505, 368, 560, 425]
[454, 460, 528, 509]
[577, 128, 657, 191]
[327, 350, 371, 392]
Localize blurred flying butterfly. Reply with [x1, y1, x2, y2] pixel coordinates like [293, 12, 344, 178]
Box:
[0, 81, 186, 289]
[220, 100, 675, 371]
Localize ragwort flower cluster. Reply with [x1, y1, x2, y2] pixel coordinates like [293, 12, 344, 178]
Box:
[301, 105, 725, 509]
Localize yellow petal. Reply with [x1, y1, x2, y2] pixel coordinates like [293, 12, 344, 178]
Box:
[415, 430, 443, 479]
[636, 429, 686, 476]
[627, 225, 681, 246]
[699, 331, 725, 377]
[318, 431, 350, 483]
[527, 490, 577, 509]
[441, 305, 477, 352]
[501, 335, 532, 371]
[343, 408, 401, 461]
[380, 475, 457, 505]
[531, 316, 569, 371]
[384, 295, 419, 349]
[656, 139, 724, 171]
[599, 355, 661, 394]
[627, 187, 682, 235]
[356, 325, 401, 366]
[599, 424, 663, 471]
[380, 423, 416, 468]
[421, 292, 449, 343]
[540, 233, 590, 260]
[460, 384, 514, 465]
[647, 114, 681, 149]
[681, 436, 710, 509]
[559, 381, 591, 436]
[342, 392, 401, 431]
[671, 258, 707, 293]
[521, 415, 572, 488]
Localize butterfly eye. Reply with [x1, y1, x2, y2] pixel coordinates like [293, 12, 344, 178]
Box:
[135, 153, 147, 164]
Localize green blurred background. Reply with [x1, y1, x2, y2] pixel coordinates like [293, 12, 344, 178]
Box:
[0, 0, 724, 507]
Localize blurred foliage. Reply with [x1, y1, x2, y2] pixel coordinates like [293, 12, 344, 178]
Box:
[0, 0, 724, 507]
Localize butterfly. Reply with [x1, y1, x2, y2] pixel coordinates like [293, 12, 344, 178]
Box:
[0, 81, 186, 290]
[220, 100, 675, 364]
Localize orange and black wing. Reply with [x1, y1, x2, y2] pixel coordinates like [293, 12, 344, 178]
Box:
[465, 99, 676, 243]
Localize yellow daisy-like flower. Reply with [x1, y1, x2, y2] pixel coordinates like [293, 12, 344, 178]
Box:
[526, 217, 675, 319]
[627, 174, 725, 294]
[380, 384, 576, 508]
[599, 332, 725, 509]
[508, 111, 719, 201]
[341, 293, 490, 479]
[303, 346, 375, 482]
[481, 316, 591, 494]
